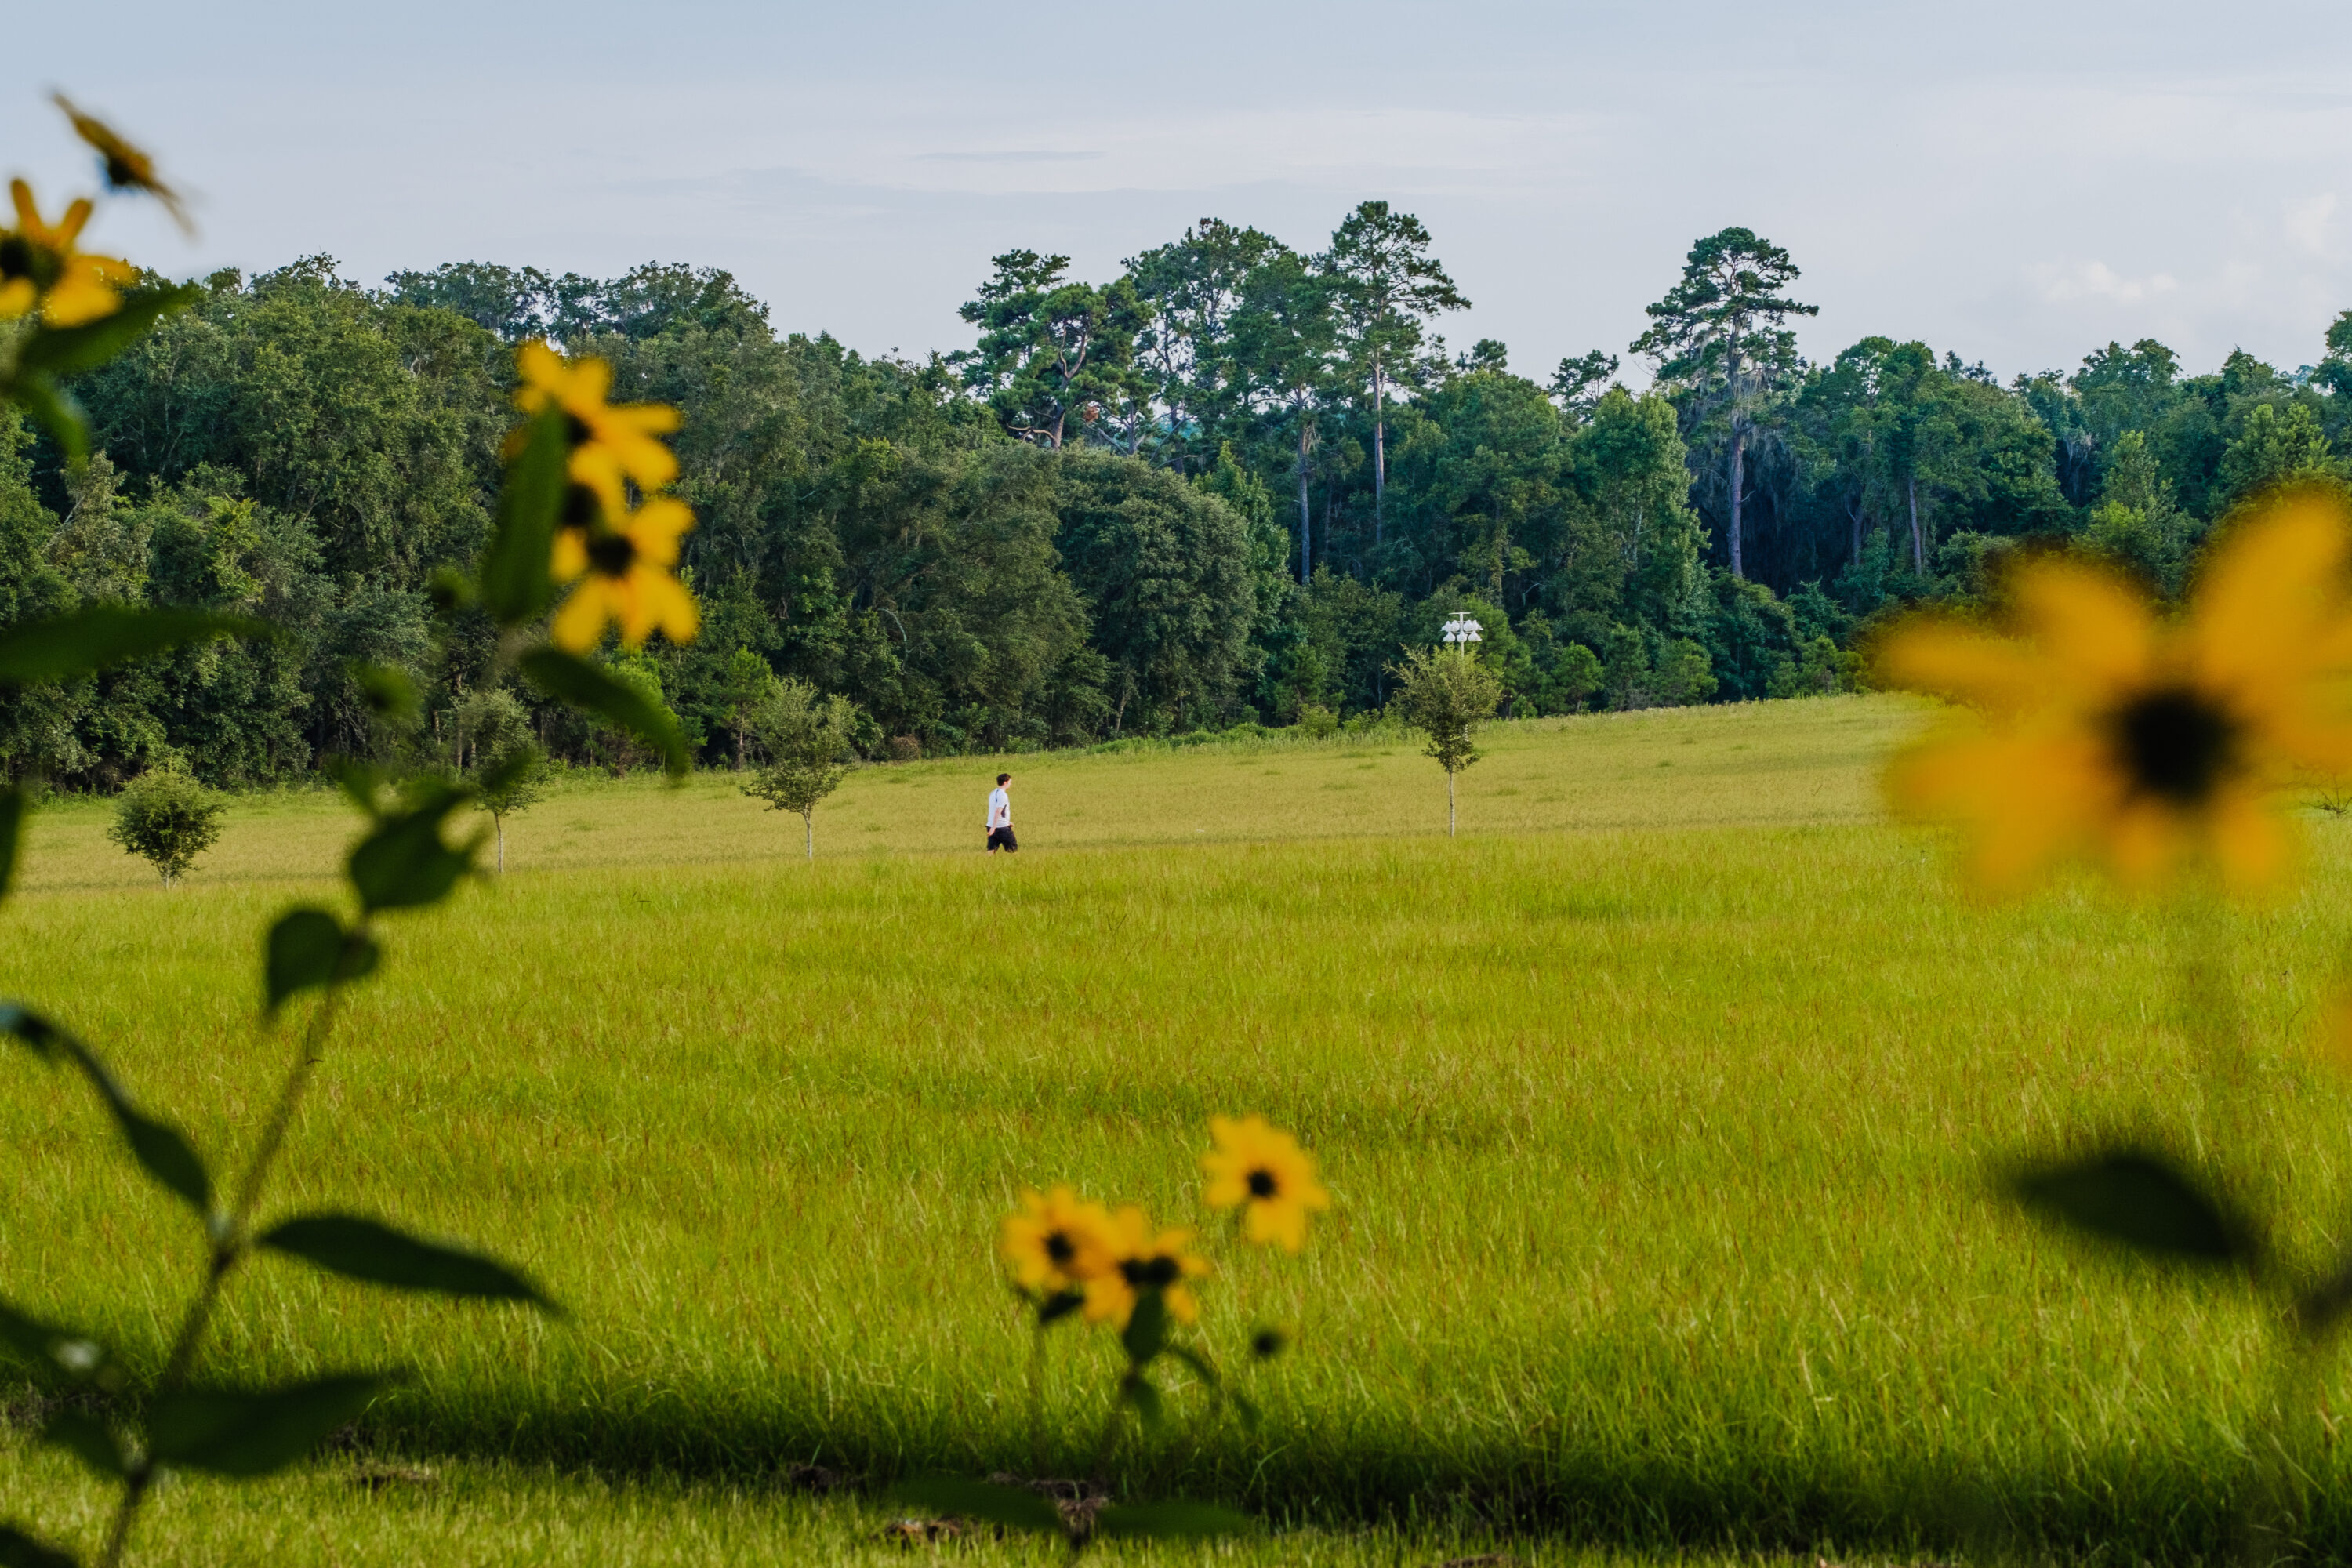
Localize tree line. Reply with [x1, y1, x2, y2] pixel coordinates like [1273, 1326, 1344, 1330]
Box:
[3, 212, 2348, 788]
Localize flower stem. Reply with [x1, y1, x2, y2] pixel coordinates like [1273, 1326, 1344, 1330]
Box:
[97, 971, 350, 1568]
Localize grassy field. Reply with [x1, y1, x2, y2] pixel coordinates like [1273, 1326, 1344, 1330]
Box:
[8, 694, 2352, 1564]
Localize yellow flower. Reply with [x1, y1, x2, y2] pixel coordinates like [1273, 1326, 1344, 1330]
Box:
[1202, 1114, 1330, 1253]
[1083, 1206, 1209, 1329]
[512, 339, 680, 514]
[1877, 488, 2352, 896]
[549, 495, 699, 653]
[998, 1186, 1120, 1295]
[53, 93, 192, 233]
[0, 180, 135, 327]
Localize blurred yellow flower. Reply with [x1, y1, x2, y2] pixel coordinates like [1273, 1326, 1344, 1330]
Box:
[1202, 1114, 1330, 1252]
[53, 93, 191, 233]
[1084, 1206, 1208, 1329]
[998, 1186, 1120, 1295]
[0, 180, 134, 327]
[1878, 489, 2352, 895]
[549, 495, 699, 652]
[513, 340, 680, 514]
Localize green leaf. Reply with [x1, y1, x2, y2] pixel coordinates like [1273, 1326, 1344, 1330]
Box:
[351, 663, 419, 727]
[1229, 1390, 1262, 1429]
[347, 789, 476, 915]
[480, 407, 568, 627]
[2010, 1146, 2256, 1267]
[322, 757, 385, 821]
[260, 1214, 560, 1312]
[0, 1004, 64, 1063]
[519, 648, 690, 780]
[1167, 1344, 1221, 1388]
[0, 1523, 79, 1568]
[5, 372, 88, 463]
[0, 1299, 106, 1382]
[13, 285, 199, 377]
[476, 745, 540, 798]
[264, 908, 377, 1014]
[1096, 1501, 1251, 1540]
[147, 1375, 388, 1478]
[0, 607, 267, 688]
[0, 784, 23, 904]
[1120, 1290, 1169, 1365]
[40, 1410, 125, 1480]
[885, 1477, 1061, 1534]
[0, 1005, 211, 1218]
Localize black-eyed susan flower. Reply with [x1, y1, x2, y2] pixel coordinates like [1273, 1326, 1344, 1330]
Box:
[0, 180, 134, 327]
[1084, 1207, 1209, 1329]
[512, 340, 680, 514]
[1878, 488, 2352, 896]
[1202, 1114, 1330, 1253]
[549, 495, 699, 653]
[53, 93, 192, 233]
[998, 1186, 1119, 1296]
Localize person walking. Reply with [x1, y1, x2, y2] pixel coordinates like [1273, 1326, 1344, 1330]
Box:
[985, 772, 1018, 854]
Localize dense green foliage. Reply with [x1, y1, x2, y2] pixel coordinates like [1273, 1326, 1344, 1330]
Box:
[6, 224, 2350, 792]
[102, 760, 221, 884]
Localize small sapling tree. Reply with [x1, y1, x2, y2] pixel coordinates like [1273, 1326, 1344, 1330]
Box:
[107, 763, 226, 886]
[1391, 644, 1503, 837]
[715, 646, 779, 770]
[452, 688, 545, 873]
[743, 678, 861, 861]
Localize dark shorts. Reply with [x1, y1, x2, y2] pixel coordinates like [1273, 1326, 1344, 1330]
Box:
[986, 826, 1018, 853]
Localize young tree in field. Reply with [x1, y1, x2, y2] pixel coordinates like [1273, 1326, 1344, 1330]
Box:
[954, 250, 1149, 448]
[452, 688, 544, 874]
[1319, 201, 1468, 539]
[713, 646, 780, 770]
[1632, 227, 1817, 579]
[1390, 644, 1503, 837]
[743, 678, 862, 862]
[107, 762, 226, 886]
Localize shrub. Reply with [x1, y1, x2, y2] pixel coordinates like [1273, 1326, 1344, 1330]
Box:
[106, 764, 227, 886]
[1295, 704, 1340, 740]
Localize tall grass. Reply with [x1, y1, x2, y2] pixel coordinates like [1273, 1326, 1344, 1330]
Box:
[5, 695, 2350, 1559]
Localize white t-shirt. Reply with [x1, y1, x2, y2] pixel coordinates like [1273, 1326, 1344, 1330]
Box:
[987, 787, 1011, 829]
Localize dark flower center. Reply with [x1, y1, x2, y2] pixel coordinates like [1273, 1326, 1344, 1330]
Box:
[0, 235, 53, 289]
[562, 412, 593, 448]
[1247, 1168, 1278, 1199]
[1120, 1254, 1181, 1290]
[1044, 1231, 1075, 1266]
[104, 155, 139, 190]
[586, 532, 637, 578]
[2111, 686, 2238, 806]
[559, 482, 601, 531]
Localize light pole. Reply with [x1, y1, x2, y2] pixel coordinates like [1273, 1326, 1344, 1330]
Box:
[1440, 614, 1483, 648]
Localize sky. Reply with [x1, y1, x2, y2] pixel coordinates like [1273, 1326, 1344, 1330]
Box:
[8, 2, 2352, 388]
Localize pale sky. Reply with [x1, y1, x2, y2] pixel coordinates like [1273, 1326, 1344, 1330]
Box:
[8, 2, 2352, 387]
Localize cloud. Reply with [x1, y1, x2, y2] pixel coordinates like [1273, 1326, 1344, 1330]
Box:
[2031, 260, 2180, 306]
[2286, 193, 2337, 255]
[913, 150, 1104, 163]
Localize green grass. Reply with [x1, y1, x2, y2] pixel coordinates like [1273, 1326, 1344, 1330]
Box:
[7, 694, 2352, 1563]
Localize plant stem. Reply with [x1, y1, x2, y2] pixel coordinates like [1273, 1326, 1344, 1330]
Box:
[97, 970, 351, 1568]
[1087, 1369, 1134, 1489]
[1028, 1324, 1048, 1480]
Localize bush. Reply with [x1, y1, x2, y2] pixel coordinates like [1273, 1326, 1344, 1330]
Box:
[1295, 705, 1340, 740]
[107, 764, 227, 886]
